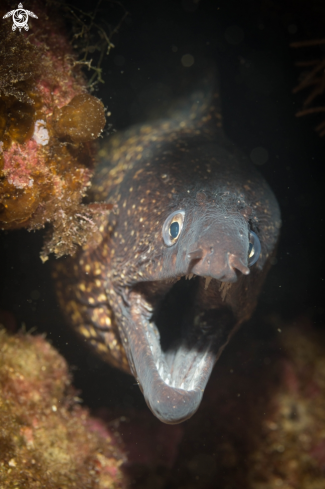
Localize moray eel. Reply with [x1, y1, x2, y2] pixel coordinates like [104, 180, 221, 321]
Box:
[54, 80, 281, 424]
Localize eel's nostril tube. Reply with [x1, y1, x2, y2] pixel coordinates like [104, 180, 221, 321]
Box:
[187, 248, 203, 261]
[227, 253, 250, 276]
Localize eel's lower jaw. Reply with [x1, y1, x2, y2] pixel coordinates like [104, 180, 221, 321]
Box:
[127, 291, 232, 424]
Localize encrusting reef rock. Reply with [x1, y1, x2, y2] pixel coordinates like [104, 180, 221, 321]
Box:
[0, 0, 108, 259]
[0, 327, 127, 489]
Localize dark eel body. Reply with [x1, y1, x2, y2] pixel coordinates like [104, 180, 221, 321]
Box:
[54, 81, 281, 424]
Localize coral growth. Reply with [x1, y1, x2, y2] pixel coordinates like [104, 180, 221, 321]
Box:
[0, 327, 127, 489]
[0, 1, 107, 258]
[54, 93, 106, 143]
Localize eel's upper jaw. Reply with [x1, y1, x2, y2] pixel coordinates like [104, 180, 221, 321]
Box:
[127, 285, 234, 424]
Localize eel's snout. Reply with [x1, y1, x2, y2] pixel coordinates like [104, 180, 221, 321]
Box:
[189, 247, 249, 282]
[185, 217, 250, 281]
[187, 245, 250, 283]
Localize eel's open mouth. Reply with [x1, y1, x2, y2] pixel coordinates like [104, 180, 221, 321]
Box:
[125, 275, 238, 424]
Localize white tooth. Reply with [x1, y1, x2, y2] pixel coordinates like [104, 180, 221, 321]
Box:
[205, 276, 212, 290]
[171, 380, 176, 388]
[188, 273, 194, 280]
[159, 364, 164, 378]
[150, 345, 153, 352]
[180, 382, 185, 390]
[165, 377, 170, 385]
[219, 281, 232, 301]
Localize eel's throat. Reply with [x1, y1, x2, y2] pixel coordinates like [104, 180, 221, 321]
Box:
[125, 280, 237, 424]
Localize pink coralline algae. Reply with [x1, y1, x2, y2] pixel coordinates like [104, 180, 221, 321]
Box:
[0, 1, 107, 259]
[0, 328, 128, 489]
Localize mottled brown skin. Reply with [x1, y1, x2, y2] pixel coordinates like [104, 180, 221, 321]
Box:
[54, 86, 281, 424]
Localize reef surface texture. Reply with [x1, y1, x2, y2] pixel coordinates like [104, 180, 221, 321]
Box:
[0, 1, 106, 259]
[0, 328, 127, 489]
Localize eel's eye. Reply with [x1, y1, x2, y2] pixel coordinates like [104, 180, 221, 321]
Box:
[162, 210, 185, 246]
[248, 230, 261, 266]
[170, 221, 179, 239]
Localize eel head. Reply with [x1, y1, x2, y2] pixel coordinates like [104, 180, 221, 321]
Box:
[113, 196, 262, 424]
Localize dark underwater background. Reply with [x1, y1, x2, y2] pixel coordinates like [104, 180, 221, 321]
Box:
[0, 0, 324, 482]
